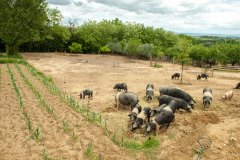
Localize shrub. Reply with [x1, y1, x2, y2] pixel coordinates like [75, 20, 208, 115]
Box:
[68, 42, 82, 53]
[99, 46, 111, 54]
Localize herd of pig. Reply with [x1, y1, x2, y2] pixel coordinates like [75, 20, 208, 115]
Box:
[79, 73, 240, 135]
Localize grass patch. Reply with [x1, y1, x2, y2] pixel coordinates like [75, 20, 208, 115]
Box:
[0, 58, 26, 64]
[124, 137, 160, 150]
[0, 53, 23, 59]
[84, 142, 94, 157]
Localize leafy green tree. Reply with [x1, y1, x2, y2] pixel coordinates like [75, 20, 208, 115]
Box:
[69, 42, 82, 53]
[189, 44, 208, 66]
[123, 38, 142, 58]
[137, 43, 155, 59]
[99, 46, 111, 55]
[174, 39, 191, 83]
[226, 44, 240, 66]
[0, 0, 48, 55]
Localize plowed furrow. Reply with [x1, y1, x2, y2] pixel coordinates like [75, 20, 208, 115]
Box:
[10, 64, 84, 159]
[0, 64, 42, 160]
[20, 64, 132, 159]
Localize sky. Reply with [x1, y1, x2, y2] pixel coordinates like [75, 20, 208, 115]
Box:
[46, 0, 240, 35]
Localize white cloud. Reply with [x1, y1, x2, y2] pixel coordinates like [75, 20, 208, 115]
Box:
[47, 0, 240, 35]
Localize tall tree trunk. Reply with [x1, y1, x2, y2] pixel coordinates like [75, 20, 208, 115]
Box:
[181, 63, 183, 84]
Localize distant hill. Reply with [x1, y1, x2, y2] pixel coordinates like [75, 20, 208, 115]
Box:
[180, 32, 240, 38]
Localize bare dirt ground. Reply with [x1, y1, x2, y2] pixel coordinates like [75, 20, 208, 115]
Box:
[1, 52, 239, 160]
[0, 62, 132, 160]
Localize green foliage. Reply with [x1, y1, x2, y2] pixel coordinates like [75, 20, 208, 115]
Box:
[31, 127, 42, 142]
[137, 43, 155, 59]
[69, 42, 82, 53]
[62, 120, 70, 133]
[123, 38, 142, 58]
[42, 150, 52, 160]
[0, 0, 48, 55]
[142, 137, 160, 149]
[0, 58, 26, 64]
[84, 142, 93, 157]
[99, 46, 111, 54]
[124, 137, 160, 150]
[71, 132, 78, 142]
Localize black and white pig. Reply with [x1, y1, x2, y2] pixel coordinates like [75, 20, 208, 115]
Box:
[115, 92, 139, 110]
[171, 73, 180, 80]
[197, 73, 209, 80]
[159, 87, 196, 108]
[202, 88, 213, 108]
[130, 107, 151, 131]
[150, 104, 167, 118]
[158, 95, 192, 112]
[128, 104, 142, 122]
[146, 100, 178, 135]
[113, 83, 128, 92]
[146, 84, 154, 103]
[79, 89, 93, 99]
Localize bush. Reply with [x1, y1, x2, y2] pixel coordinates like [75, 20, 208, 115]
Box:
[68, 43, 82, 53]
[99, 46, 111, 54]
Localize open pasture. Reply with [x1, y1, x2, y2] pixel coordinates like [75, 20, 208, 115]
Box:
[1, 52, 239, 160]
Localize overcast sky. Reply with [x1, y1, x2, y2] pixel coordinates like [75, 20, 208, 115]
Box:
[46, 0, 240, 35]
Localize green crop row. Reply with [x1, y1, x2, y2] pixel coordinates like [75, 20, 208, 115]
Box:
[15, 64, 55, 116]
[7, 64, 33, 132]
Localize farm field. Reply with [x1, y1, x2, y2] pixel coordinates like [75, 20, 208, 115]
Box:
[1, 52, 239, 160]
[0, 60, 132, 159]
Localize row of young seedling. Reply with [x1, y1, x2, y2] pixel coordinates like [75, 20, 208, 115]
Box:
[16, 63, 81, 144]
[7, 64, 42, 142]
[22, 62, 161, 150]
[15, 64, 55, 116]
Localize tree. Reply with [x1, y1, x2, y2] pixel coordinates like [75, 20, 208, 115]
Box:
[0, 0, 48, 55]
[69, 42, 82, 54]
[174, 39, 191, 83]
[99, 46, 111, 56]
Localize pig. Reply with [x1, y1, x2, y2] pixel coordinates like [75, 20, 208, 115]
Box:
[128, 104, 142, 122]
[146, 84, 154, 103]
[131, 107, 151, 131]
[235, 82, 240, 89]
[150, 104, 167, 117]
[158, 95, 192, 111]
[171, 73, 180, 80]
[197, 73, 209, 80]
[113, 83, 128, 92]
[203, 87, 213, 108]
[146, 101, 177, 135]
[115, 92, 139, 110]
[79, 89, 93, 99]
[222, 90, 234, 101]
[159, 86, 196, 108]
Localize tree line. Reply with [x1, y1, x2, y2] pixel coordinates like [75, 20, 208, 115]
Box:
[0, 0, 240, 66]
